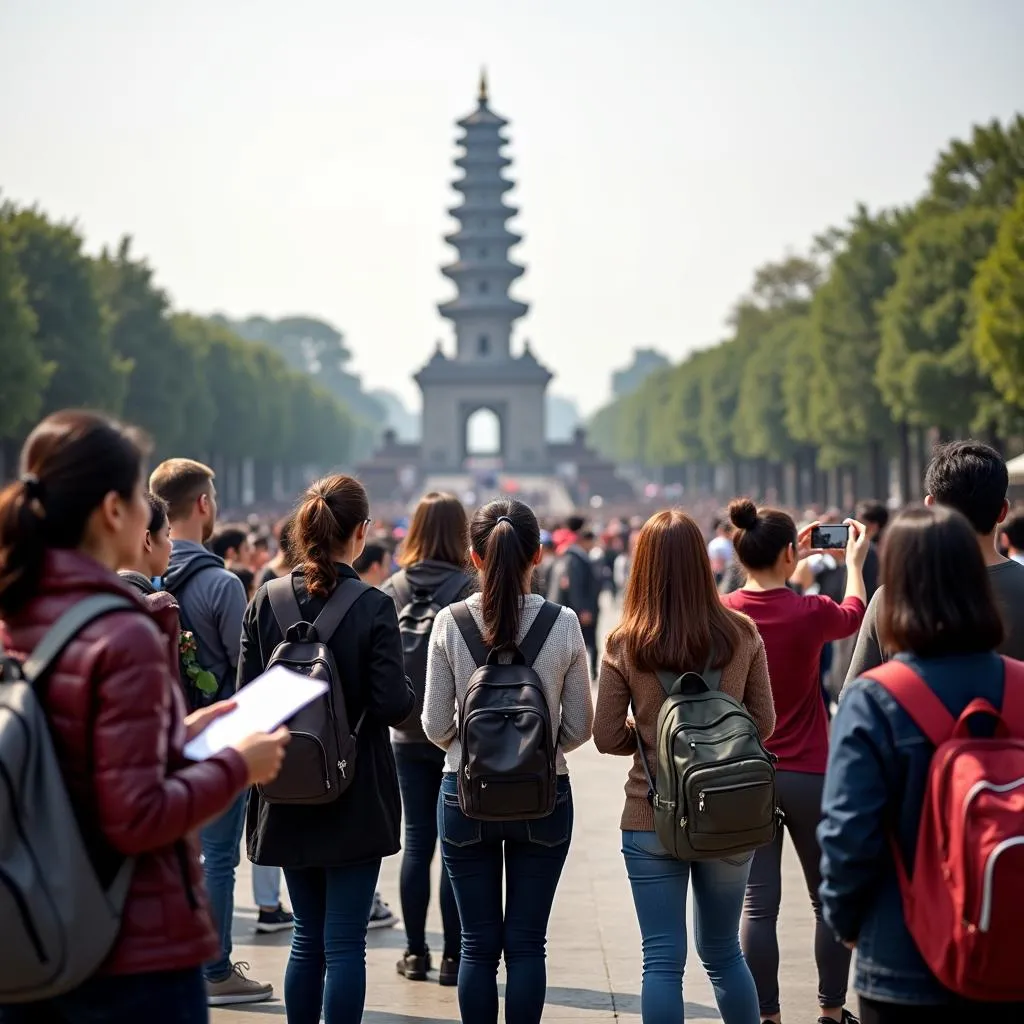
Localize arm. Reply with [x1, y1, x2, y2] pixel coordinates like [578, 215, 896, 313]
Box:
[593, 653, 635, 756]
[212, 571, 248, 687]
[741, 637, 776, 741]
[92, 618, 249, 855]
[844, 589, 885, 686]
[366, 598, 416, 726]
[817, 682, 894, 943]
[422, 610, 457, 750]
[556, 610, 594, 754]
[236, 597, 265, 691]
[809, 592, 866, 644]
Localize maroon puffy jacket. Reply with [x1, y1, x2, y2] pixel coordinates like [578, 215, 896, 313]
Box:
[0, 550, 249, 975]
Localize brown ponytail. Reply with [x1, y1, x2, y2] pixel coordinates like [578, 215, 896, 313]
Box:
[469, 498, 540, 650]
[293, 474, 370, 598]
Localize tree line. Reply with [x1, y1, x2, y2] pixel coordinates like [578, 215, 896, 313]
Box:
[589, 116, 1024, 508]
[0, 204, 358, 506]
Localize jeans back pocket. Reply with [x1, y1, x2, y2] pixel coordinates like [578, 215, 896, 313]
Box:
[439, 792, 483, 848]
[526, 788, 573, 848]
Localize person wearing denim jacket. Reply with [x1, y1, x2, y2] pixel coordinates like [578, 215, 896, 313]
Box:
[818, 504, 1024, 1024]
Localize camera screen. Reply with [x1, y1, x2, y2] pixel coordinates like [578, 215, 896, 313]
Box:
[812, 525, 849, 549]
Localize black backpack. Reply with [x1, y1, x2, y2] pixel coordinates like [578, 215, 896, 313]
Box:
[257, 575, 370, 806]
[636, 663, 778, 861]
[450, 601, 561, 821]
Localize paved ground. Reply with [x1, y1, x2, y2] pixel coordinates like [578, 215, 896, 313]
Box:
[214, 598, 839, 1022]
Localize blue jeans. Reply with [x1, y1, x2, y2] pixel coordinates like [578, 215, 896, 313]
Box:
[282, 860, 381, 1024]
[200, 793, 245, 981]
[622, 830, 759, 1024]
[439, 772, 572, 1024]
[252, 865, 282, 909]
[0, 968, 207, 1024]
[394, 744, 460, 959]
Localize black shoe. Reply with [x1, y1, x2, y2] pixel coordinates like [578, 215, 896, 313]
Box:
[255, 906, 294, 934]
[818, 1012, 860, 1024]
[396, 951, 431, 982]
[438, 956, 459, 987]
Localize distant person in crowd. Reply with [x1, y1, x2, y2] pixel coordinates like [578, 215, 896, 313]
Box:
[594, 509, 774, 1024]
[0, 411, 287, 1024]
[820, 504, 1024, 1022]
[241, 475, 415, 1024]
[249, 532, 272, 575]
[847, 441, 1024, 680]
[855, 500, 889, 600]
[150, 459, 274, 1006]
[533, 531, 557, 595]
[707, 514, 734, 583]
[1001, 506, 1024, 564]
[382, 492, 476, 986]
[548, 523, 602, 677]
[257, 513, 297, 588]
[119, 491, 174, 602]
[209, 523, 256, 599]
[722, 499, 868, 1024]
[423, 498, 593, 1024]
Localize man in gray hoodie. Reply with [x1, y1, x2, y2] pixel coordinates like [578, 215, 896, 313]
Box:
[150, 458, 273, 1007]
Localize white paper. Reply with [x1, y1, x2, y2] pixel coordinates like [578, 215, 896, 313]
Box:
[184, 666, 328, 761]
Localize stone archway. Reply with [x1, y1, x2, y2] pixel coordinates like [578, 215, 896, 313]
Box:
[461, 401, 507, 465]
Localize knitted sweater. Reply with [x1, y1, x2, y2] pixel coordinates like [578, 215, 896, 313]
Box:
[422, 593, 594, 775]
[593, 616, 775, 832]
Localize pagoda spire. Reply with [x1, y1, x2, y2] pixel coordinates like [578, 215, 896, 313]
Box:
[478, 67, 488, 105]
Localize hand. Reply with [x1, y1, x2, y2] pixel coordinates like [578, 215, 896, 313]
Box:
[233, 727, 291, 786]
[579, 610, 594, 627]
[184, 700, 237, 743]
[795, 521, 822, 561]
[845, 518, 871, 569]
[625, 713, 636, 730]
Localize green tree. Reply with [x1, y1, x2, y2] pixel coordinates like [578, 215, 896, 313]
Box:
[973, 184, 1024, 408]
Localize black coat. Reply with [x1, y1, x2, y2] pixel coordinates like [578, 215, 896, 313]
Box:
[240, 563, 415, 868]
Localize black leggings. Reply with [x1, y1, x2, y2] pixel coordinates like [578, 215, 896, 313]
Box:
[741, 770, 852, 1015]
[860, 995, 1024, 1023]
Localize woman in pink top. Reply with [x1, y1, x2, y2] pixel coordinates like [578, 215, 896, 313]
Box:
[721, 499, 869, 1024]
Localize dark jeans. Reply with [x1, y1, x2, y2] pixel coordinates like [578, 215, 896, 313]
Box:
[581, 622, 598, 679]
[741, 770, 851, 1015]
[860, 995, 1024, 1023]
[439, 772, 573, 1024]
[283, 860, 381, 1024]
[0, 968, 207, 1024]
[394, 743, 460, 959]
[199, 792, 245, 981]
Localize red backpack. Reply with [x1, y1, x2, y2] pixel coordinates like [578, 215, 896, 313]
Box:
[865, 658, 1024, 1001]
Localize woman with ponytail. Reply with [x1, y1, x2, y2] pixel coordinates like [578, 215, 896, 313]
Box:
[422, 498, 594, 1024]
[239, 474, 415, 1024]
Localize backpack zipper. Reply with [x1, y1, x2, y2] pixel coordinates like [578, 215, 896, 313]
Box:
[978, 836, 1024, 931]
[697, 779, 772, 813]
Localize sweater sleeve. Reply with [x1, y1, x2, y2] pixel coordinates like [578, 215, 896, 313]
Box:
[742, 635, 776, 741]
[593, 642, 635, 756]
[556, 609, 594, 754]
[844, 588, 886, 688]
[422, 609, 457, 750]
[810, 593, 866, 644]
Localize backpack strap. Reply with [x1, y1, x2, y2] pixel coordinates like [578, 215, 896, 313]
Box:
[267, 575, 305, 636]
[655, 661, 723, 698]
[631, 703, 659, 805]
[864, 660, 955, 747]
[22, 594, 138, 684]
[518, 602, 562, 666]
[163, 554, 224, 599]
[311, 579, 371, 644]
[390, 571, 413, 609]
[433, 570, 473, 609]
[450, 601, 489, 667]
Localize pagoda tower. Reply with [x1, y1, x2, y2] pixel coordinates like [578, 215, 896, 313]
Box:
[416, 72, 552, 474]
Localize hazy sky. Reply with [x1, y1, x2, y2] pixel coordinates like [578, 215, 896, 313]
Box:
[2, 1, 1022, 414]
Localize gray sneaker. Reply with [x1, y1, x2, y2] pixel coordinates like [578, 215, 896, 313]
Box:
[206, 962, 273, 1006]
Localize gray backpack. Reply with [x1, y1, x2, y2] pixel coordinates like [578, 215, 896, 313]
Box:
[635, 663, 778, 860]
[0, 595, 136, 1003]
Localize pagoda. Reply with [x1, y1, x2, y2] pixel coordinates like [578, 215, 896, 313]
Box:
[415, 71, 552, 473]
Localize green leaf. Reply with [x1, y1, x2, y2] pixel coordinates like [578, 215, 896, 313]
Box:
[193, 669, 218, 695]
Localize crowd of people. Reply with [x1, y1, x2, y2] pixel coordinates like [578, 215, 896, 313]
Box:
[1, 409, 1023, 1024]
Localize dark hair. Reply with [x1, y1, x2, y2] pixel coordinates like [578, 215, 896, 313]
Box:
[728, 498, 797, 571]
[209, 524, 248, 560]
[0, 410, 150, 617]
[399, 492, 468, 569]
[149, 458, 214, 521]
[924, 440, 1008, 534]
[877, 504, 1003, 657]
[275, 512, 296, 564]
[252, 533, 270, 552]
[294, 474, 370, 598]
[146, 491, 169, 535]
[566, 515, 586, 534]
[1002, 508, 1024, 552]
[856, 500, 889, 533]
[471, 498, 540, 650]
[611, 510, 742, 673]
[353, 541, 389, 576]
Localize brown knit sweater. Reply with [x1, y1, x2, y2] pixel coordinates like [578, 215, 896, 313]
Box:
[593, 615, 776, 832]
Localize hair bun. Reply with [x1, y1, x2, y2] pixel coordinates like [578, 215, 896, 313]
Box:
[728, 498, 759, 531]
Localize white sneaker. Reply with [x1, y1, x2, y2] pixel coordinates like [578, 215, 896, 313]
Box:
[367, 892, 398, 930]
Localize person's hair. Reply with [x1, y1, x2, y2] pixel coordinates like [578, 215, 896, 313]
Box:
[399, 492, 468, 569]
[924, 440, 1008, 535]
[293, 474, 370, 598]
[856, 500, 889, 534]
[0, 410, 150, 617]
[727, 498, 798, 571]
[566, 515, 585, 534]
[580, 529, 596, 542]
[353, 541, 389, 576]
[470, 498, 540, 650]
[275, 512, 296, 564]
[878, 504, 1004, 657]
[611, 509, 742, 673]
[209, 524, 248, 560]
[146, 491, 169, 535]
[252, 533, 270, 552]
[149, 458, 214, 522]
[1002, 508, 1024, 552]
